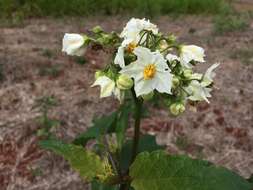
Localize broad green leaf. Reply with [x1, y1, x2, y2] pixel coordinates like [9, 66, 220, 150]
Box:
[40, 140, 109, 181]
[120, 135, 165, 171]
[73, 111, 118, 145]
[130, 151, 252, 190]
[91, 180, 118, 190]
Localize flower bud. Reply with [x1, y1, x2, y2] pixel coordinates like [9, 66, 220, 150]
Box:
[159, 40, 168, 51]
[97, 34, 112, 45]
[169, 103, 185, 116]
[167, 34, 177, 44]
[95, 70, 104, 80]
[183, 69, 193, 79]
[172, 76, 180, 88]
[92, 26, 103, 34]
[116, 74, 133, 90]
[141, 91, 154, 100]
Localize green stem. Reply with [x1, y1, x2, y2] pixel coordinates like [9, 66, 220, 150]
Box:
[130, 89, 143, 163]
[160, 44, 178, 53]
[119, 89, 142, 190]
[119, 183, 129, 190]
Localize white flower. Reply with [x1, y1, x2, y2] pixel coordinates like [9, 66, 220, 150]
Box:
[120, 47, 172, 97]
[180, 45, 205, 68]
[62, 33, 85, 56]
[202, 63, 220, 86]
[91, 76, 124, 102]
[185, 80, 212, 103]
[114, 18, 159, 68]
[166, 54, 180, 62]
[184, 64, 219, 102]
[120, 18, 158, 42]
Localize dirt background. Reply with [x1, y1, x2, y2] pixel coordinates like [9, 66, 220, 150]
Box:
[0, 7, 253, 190]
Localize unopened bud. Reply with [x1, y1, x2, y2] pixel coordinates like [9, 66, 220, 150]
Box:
[183, 69, 193, 79]
[92, 26, 103, 34]
[97, 34, 113, 45]
[141, 91, 154, 100]
[159, 40, 168, 51]
[167, 34, 177, 44]
[170, 103, 185, 116]
[172, 76, 180, 88]
[116, 74, 133, 90]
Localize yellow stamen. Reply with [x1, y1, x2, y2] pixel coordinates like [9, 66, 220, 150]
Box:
[126, 42, 137, 53]
[143, 64, 156, 80]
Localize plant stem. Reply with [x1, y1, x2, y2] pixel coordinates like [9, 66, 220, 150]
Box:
[119, 89, 142, 190]
[130, 89, 143, 164]
[119, 184, 129, 190]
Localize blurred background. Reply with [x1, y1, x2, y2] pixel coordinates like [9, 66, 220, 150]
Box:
[0, 0, 252, 190]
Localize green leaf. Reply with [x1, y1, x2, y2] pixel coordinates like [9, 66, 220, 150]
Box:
[130, 151, 252, 190]
[40, 140, 108, 181]
[91, 180, 118, 190]
[73, 111, 118, 145]
[120, 135, 165, 171]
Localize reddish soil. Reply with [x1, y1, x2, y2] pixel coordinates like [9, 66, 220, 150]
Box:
[0, 14, 253, 190]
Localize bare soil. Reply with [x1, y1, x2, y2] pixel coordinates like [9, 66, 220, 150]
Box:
[0, 14, 253, 190]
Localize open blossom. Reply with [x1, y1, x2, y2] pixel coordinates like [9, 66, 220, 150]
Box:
[120, 18, 158, 43]
[114, 18, 158, 68]
[91, 76, 124, 102]
[180, 45, 205, 68]
[183, 62, 219, 104]
[62, 33, 86, 56]
[120, 47, 172, 97]
[185, 80, 212, 103]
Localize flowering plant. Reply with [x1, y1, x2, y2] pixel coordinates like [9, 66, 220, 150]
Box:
[40, 18, 252, 190]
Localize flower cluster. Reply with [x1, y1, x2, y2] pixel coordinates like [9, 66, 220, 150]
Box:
[62, 18, 219, 116]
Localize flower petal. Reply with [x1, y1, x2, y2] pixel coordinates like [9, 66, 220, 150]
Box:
[185, 80, 212, 103]
[120, 18, 158, 40]
[91, 76, 115, 98]
[62, 33, 85, 56]
[134, 80, 154, 97]
[133, 47, 153, 65]
[180, 45, 205, 68]
[114, 46, 125, 68]
[120, 61, 144, 79]
[155, 71, 173, 94]
[153, 51, 169, 71]
[206, 63, 219, 79]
